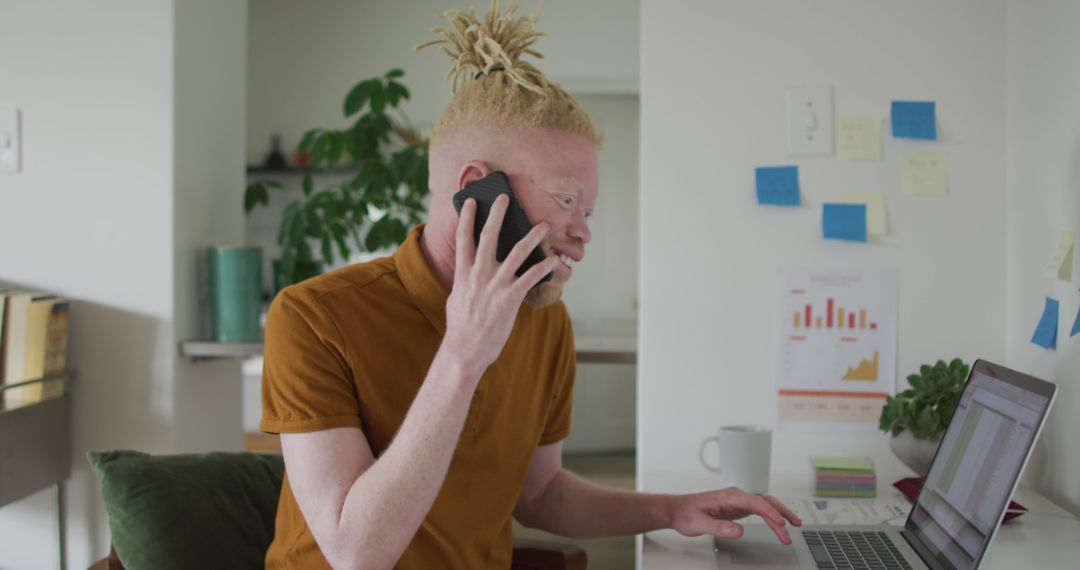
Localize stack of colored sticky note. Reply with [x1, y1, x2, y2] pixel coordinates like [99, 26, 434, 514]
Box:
[812, 457, 876, 498]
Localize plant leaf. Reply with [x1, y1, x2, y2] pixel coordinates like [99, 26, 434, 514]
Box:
[304, 203, 321, 238]
[278, 201, 301, 245]
[326, 132, 345, 166]
[244, 182, 269, 214]
[298, 128, 321, 153]
[369, 81, 387, 115]
[309, 133, 327, 167]
[384, 68, 404, 78]
[386, 81, 409, 106]
[391, 80, 410, 101]
[329, 220, 350, 259]
[344, 80, 372, 118]
[909, 374, 925, 391]
[302, 174, 313, 196]
[320, 234, 333, 265]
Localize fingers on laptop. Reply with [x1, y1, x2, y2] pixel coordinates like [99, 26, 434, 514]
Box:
[711, 520, 745, 540]
[746, 494, 793, 545]
[761, 494, 802, 526]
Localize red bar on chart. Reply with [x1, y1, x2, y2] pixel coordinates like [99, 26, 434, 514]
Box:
[849, 313, 856, 328]
[805, 305, 812, 328]
[827, 298, 834, 328]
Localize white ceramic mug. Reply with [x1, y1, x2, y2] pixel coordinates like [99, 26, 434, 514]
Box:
[698, 425, 772, 494]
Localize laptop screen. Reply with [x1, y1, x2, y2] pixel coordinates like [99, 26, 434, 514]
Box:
[905, 360, 1054, 570]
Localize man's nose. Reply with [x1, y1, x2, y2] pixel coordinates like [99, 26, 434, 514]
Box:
[567, 209, 591, 244]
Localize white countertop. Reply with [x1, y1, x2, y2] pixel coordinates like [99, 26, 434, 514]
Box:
[639, 471, 1080, 570]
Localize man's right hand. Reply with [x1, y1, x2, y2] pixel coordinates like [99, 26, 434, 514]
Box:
[442, 195, 561, 372]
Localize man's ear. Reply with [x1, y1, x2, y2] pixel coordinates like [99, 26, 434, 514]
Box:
[456, 160, 492, 191]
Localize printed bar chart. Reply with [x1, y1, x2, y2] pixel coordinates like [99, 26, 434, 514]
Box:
[776, 268, 897, 432]
[793, 298, 878, 331]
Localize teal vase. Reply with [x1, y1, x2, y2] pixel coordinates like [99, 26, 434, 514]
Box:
[208, 246, 263, 342]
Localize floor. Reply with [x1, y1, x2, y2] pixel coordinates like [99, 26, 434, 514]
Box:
[245, 434, 637, 569]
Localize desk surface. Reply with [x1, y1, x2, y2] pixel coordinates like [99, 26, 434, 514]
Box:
[640, 472, 1080, 570]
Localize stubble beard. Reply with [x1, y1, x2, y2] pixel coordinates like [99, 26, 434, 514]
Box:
[524, 279, 563, 308]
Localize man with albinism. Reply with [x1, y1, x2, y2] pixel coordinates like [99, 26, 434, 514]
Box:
[260, 2, 801, 568]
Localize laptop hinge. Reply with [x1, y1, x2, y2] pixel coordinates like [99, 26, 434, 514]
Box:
[900, 530, 948, 570]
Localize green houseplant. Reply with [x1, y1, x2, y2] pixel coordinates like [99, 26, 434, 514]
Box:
[879, 358, 969, 474]
[245, 69, 430, 286]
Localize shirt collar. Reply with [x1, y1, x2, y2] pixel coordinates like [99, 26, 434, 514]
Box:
[395, 224, 450, 335]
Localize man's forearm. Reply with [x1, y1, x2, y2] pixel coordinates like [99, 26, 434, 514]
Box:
[517, 468, 676, 539]
[328, 349, 482, 568]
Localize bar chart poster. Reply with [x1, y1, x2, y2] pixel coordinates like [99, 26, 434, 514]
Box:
[775, 267, 898, 431]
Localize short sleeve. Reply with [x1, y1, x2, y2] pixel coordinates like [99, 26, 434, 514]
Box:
[260, 286, 362, 434]
[539, 308, 575, 445]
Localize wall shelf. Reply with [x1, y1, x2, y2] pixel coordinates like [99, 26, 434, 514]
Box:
[180, 340, 635, 365]
[246, 165, 358, 176]
[180, 340, 263, 362]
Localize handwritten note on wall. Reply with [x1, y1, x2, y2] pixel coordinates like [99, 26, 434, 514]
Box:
[837, 117, 882, 161]
[901, 152, 947, 196]
[1042, 230, 1076, 281]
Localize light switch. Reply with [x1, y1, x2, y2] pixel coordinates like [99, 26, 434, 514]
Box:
[0, 109, 21, 173]
[787, 86, 833, 156]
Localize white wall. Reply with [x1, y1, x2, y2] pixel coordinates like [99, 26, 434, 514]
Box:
[246, 0, 639, 165]
[0, 1, 247, 568]
[639, 0, 1009, 488]
[1006, 0, 1080, 514]
[173, 0, 248, 452]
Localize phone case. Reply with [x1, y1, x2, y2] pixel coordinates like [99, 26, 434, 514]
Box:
[452, 171, 553, 284]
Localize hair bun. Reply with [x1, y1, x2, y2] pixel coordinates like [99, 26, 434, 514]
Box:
[416, 0, 548, 95]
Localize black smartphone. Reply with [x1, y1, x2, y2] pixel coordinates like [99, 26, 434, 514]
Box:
[452, 171, 553, 285]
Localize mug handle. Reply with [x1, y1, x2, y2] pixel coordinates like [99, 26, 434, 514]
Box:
[699, 436, 723, 473]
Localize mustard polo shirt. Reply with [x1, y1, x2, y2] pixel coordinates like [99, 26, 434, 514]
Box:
[261, 225, 576, 569]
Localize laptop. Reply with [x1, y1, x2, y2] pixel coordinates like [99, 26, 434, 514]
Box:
[714, 359, 1057, 570]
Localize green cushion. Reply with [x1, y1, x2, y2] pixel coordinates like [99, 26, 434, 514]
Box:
[86, 450, 284, 570]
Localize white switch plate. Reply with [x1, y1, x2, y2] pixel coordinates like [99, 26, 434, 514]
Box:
[0, 109, 21, 173]
[787, 86, 833, 156]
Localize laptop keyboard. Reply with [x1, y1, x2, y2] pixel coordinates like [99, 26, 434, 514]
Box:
[802, 530, 912, 570]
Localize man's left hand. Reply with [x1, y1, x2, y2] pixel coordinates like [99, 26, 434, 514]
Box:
[668, 487, 802, 544]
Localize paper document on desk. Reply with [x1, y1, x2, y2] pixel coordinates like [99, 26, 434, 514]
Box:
[779, 496, 910, 526]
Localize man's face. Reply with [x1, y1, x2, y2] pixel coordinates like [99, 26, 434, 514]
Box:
[503, 130, 599, 308]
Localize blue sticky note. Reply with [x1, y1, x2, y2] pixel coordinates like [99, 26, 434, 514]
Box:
[756, 166, 800, 206]
[1031, 297, 1059, 350]
[822, 203, 868, 242]
[891, 101, 937, 140]
[1071, 293, 1080, 338]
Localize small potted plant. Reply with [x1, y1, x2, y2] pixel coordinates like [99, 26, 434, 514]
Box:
[879, 358, 969, 474]
[245, 69, 429, 287]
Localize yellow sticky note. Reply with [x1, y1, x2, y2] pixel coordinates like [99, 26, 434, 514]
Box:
[1042, 230, 1076, 280]
[837, 117, 882, 161]
[902, 152, 947, 196]
[841, 191, 887, 236]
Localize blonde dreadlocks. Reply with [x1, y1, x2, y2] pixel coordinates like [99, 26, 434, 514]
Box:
[416, 0, 602, 148]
